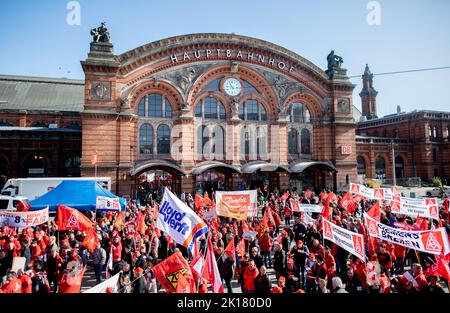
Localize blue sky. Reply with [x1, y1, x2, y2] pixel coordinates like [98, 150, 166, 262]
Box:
[0, 0, 449, 117]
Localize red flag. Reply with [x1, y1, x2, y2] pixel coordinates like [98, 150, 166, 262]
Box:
[176, 272, 194, 293]
[195, 194, 205, 209]
[236, 238, 245, 256]
[136, 210, 146, 235]
[319, 192, 328, 202]
[224, 236, 236, 262]
[16, 200, 31, 212]
[81, 228, 99, 253]
[443, 198, 449, 215]
[321, 193, 333, 220]
[203, 192, 212, 206]
[304, 189, 313, 199]
[413, 215, 428, 231]
[339, 192, 354, 211]
[152, 250, 195, 293]
[190, 253, 205, 278]
[280, 192, 290, 201]
[91, 150, 98, 165]
[425, 253, 450, 282]
[352, 195, 363, 204]
[201, 236, 224, 293]
[57, 205, 94, 232]
[59, 266, 86, 293]
[368, 202, 381, 222]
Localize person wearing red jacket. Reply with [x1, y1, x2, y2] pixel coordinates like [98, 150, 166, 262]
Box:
[243, 259, 259, 293]
[283, 205, 292, 226]
[1, 272, 22, 293]
[394, 244, 406, 274]
[35, 231, 47, 256]
[18, 270, 32, 293]
[259, 231, 274, 268]
[30, 241, 42, 264]
[325, 248, 336, 279]
[111, 235, 122, 264]
[411, 263, 428, 292]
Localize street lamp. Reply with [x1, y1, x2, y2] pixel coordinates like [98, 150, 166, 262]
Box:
[391, 139, 396, 186]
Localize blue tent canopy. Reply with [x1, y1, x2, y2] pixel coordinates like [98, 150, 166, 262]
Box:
[29, 180, 126, 212]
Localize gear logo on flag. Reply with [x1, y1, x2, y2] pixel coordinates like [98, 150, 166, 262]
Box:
[374, 189, 384, 199]
[351, 184, 360, 194]
[429, 206, 438, 218]
[66, 211, 80, 229]
[323, 221, 333, 239]
[352, 235, 364, 257]
[423, 232, 442, 253]
[391, 202, 401, 213]
[367, 219, 378, 235]
[165, 268, 188, 291]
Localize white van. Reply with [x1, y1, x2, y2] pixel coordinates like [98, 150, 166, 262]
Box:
[0, 195, 29, 212]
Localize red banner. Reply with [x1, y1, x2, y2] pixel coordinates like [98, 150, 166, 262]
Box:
[152, 250, 195, 293]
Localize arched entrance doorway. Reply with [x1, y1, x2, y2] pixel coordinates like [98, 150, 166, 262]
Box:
[375, 155, 386, 181]
[395, 155, 405, 183]
[241, 162, 290, 192]
[289, 161, 338, 192]
[23, 154, 47, 177]
[192, 162, 241, 196]
[131, 160, 185, 203]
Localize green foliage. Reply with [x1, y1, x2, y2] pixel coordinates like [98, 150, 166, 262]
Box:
[432, 176, 443, 188]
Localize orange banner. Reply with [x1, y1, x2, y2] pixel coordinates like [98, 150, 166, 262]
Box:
[215, 191, 257, 220]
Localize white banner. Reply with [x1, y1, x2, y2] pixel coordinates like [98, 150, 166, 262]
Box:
[303, 212, 316, 225]
[390, 195, 439, 220]
[298, 204, 323, 213]
[242, 229, 258, 240]
[0, 207, 49, 227]
[156, 188, 209, 252]
[364, 213, 450, 255]
[323, 219, 366, 262]
[350, 183, 374, 198]
[83, 272, 120, 293]
[96, 196, 121, 211]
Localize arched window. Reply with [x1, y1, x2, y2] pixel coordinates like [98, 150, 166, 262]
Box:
[301, 128, 311, 154]
[375, 156, 386, 179]
[291, 103, 311, 123]
[357, 156, 366, 176]
[288, 129, 299, 154]
[139, 124, 153, 154]
[395, 155, 405, 179]
[194, 97, 226, 120]
[240, 100, 267, 121]
[157, 124, 171, 154]
[241, 127, 251, 158]
[137, 94, 173, 118]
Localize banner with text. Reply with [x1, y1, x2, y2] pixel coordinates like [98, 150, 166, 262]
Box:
[390, 195, 439, 220]
[215, 190, 257, 220]
[298, 204, 323, 214]
[96, 196, 121, 211]
[323, 219, 366, 262]
[364, 213, 450, 255]
[0, 207, 49, 228]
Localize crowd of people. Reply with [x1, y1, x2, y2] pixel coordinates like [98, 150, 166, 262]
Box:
[0, 184, 449, 294]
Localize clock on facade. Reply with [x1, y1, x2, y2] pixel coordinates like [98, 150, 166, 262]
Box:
[223, 77, 242, 96]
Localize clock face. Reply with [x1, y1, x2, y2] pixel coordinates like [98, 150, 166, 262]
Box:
[223, 78, 242, 96]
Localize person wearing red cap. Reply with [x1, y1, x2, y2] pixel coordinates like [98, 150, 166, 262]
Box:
[290, 239, 309, 289]
[132, 267, 148, 293]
